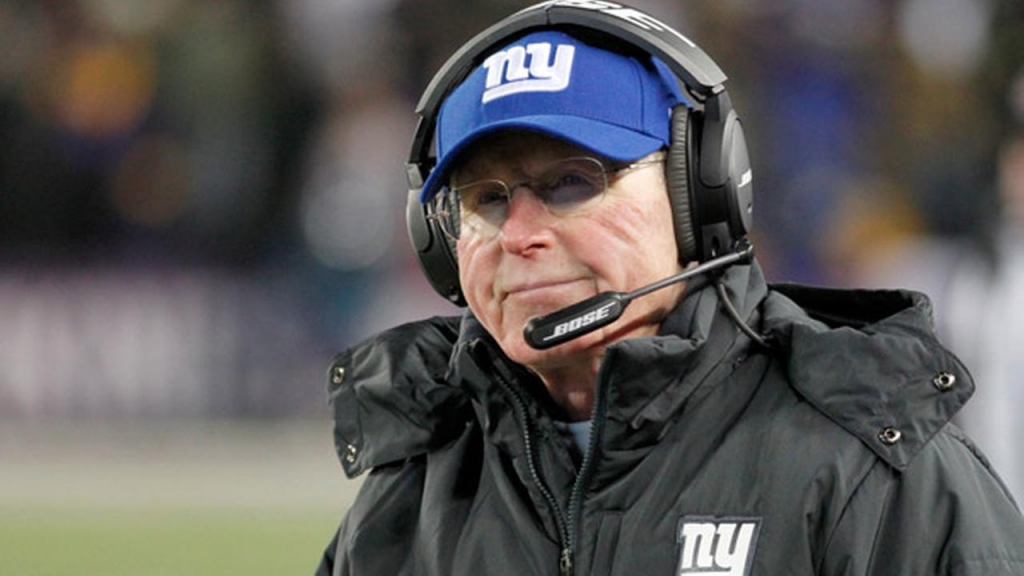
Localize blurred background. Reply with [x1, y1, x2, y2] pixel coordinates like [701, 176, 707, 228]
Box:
[0, 0, 1021, 573]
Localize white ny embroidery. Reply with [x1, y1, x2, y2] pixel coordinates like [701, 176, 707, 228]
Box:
[481, 42, 575, 103]
[677, 518, 760, 576]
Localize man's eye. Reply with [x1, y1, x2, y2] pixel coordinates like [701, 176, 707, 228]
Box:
[475, 187, 508, 206]
[553, 172, 588, 188]
[461, 183, 508, 212]
[543, 170, 600, 205]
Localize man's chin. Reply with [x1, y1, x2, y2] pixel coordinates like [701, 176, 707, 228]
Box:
[500, 329, 603, 371]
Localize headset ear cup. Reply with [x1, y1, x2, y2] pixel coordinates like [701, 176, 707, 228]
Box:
[406, 189, 466, 306]
[666, 104, 698, 264]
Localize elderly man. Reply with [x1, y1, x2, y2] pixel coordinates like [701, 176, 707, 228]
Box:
[316, 2, 1024, 575]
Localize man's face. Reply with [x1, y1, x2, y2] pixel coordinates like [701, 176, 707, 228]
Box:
[454, 131, 686, 371]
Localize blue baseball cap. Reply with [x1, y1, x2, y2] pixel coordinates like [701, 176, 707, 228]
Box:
[420, 30, 687, 202]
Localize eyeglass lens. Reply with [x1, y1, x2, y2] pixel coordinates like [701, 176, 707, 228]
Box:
[436, 156, 608, 240]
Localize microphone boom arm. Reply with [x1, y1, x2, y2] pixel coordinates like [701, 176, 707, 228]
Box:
[523, 240, 754, 350]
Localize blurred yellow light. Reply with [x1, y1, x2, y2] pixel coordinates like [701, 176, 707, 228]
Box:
[54, 42, 156, 138]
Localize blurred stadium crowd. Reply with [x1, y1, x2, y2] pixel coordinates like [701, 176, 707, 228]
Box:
[0, 0, 1021, 496]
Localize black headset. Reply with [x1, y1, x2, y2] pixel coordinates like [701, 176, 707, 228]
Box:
[406, 1, 753, 306]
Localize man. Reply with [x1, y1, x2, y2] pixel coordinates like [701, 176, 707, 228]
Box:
[317, 3, 1024, 575]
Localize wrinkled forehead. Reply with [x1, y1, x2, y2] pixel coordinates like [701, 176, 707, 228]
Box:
[450, 130, 599, 183]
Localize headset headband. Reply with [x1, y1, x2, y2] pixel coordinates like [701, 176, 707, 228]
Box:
[406, 0, 729, 190]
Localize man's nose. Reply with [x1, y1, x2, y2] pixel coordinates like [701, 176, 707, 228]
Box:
[498, 186, 554, 250]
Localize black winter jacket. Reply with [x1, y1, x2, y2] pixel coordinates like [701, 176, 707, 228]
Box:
[316, 263, 1024, 575]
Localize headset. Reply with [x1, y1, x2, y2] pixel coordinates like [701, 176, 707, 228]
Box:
[406, 0, 754, 306]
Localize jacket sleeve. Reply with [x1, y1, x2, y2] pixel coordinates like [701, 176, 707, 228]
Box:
[315, 525, 340, 576]
[313, 459, 428, 576]
[822, 426, 1024, 575]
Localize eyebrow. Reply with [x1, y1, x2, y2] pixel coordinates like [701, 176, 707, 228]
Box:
[450, 154, 515, 187]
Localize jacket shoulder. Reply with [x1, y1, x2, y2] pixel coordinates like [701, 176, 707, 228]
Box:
[328, 315, 471, 477]
[763, 285, 974, 471]
[822, 423, 1024, 574]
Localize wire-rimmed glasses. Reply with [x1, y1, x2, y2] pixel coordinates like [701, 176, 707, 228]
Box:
[429, 155, 664, 241]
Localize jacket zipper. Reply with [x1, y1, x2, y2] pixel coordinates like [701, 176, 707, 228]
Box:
[491, 370, 572, 572]
[501, 376, 610, 576]
[562, 369, 610, 576]
[487, 347, 610, 576]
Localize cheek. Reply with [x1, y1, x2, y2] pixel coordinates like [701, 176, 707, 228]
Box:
[579, 198, 681, 284]
[456, 238, 503, 326]
[579, 201, 684, 330]
[457, 238, 488, 295]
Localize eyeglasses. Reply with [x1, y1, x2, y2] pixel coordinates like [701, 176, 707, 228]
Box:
[429, 155, 664, 241]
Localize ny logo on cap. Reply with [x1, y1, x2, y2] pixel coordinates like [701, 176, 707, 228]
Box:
[481, 42, 575, 103]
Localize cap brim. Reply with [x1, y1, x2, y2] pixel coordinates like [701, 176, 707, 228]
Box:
[419, 116, 666, 203]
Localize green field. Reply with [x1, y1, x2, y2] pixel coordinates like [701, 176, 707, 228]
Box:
[0, 507, 337, 575]
[0, 419, 360, 576]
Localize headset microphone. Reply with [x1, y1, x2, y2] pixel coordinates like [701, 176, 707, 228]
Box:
[524, 240, 755, 350]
